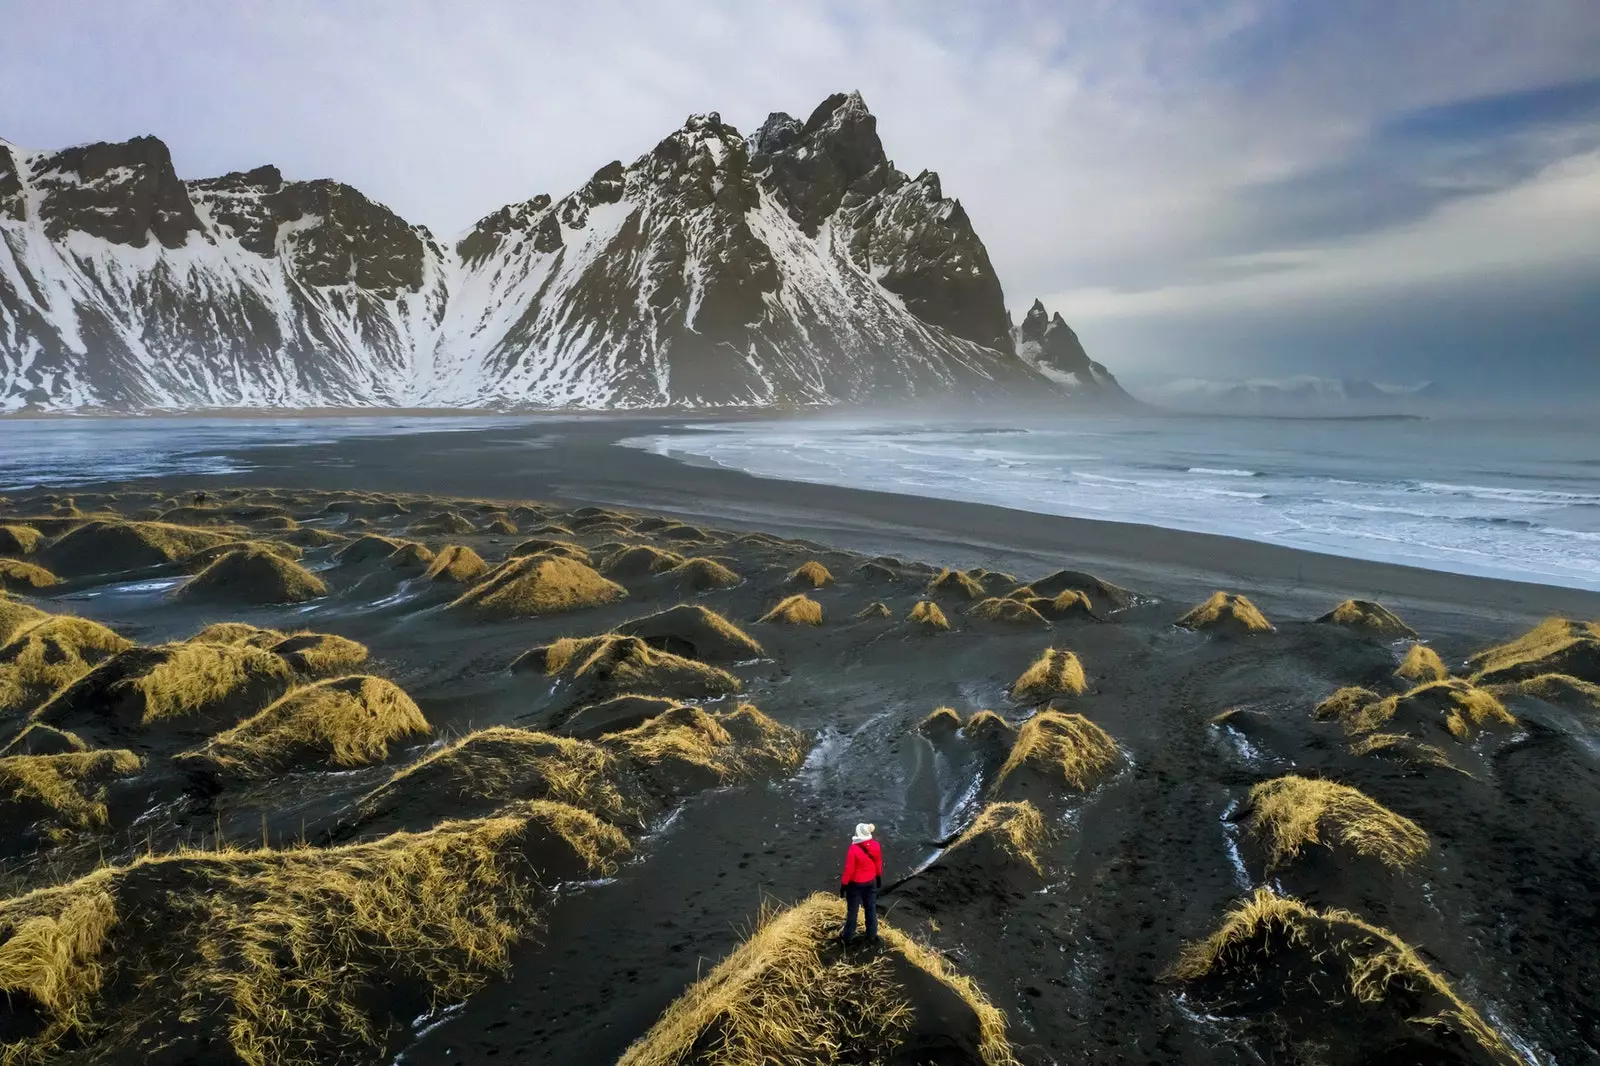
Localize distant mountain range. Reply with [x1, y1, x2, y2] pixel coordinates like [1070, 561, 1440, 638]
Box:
[1138, 376, 1448, 415]
[0, 93, 1133, 413]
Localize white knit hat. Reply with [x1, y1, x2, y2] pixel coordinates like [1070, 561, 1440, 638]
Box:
[852, 822, 876, 843]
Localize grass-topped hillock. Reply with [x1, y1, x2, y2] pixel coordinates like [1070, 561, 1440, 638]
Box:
[969, 597, 1049, 627]
[1169, 889, 1520, 1066]
[1177, 592, 1273, 635]
[907, 600, 950, 632]
[1027, 569, 1134, 609]
[511, 538, 592, 563]
[173, 547, 327, 605]
[918, 706, 963, 738]
[481, 514, 519, 535]
[511, 634, 741, 712]
[179, 538, 303, 571]
[42, 520, 233, 577]
[177, 676, 431, 780]
[1317, 599, 1418, 639]
[1317, 679, 1513, 741]
[0, 749, 143, 840]
[616, 893, 1019, 1066]
[333, 533, 407, 567]
[1032, 589, 1095, 620]
[0, 525, 43, 556]
[0, 723, 86, 757]
[758, 594, 822, 626]
[0, 801, 627, 1066]
[666, 557, 742, 592]
[0, 599, 47, 648]
[1009, 648, 1087, 704]
[784, 561, 834, 589]
[385, 541, 437, 571]
[0, 559, 57, 592]
[600, 544, 683, 578]
[927, 568, 985, 601]
[408, 511, 477, 536]
[1509, 673, 1600, 710]
[948, 800, 1049, 877]
[1396, 643, 1448, 682]
[269, 632, 370, 677]
[854, 601, 893, 621]
[992, 710, 1121, 796]
[0, 616, 133, 717]
[1245, 775, 1429, 872]
[1467, 617, 1600, 685]
[449, 556, 626, 620]
[1347, 732, 1461, 773]
[616, 604, 764, 662]
[423, 544, 489, 584]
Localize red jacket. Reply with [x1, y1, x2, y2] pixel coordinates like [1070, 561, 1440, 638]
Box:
[841, 839, 882, 885]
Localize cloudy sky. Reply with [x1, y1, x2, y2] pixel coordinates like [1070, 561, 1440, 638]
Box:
[3, 1, 1597, 394]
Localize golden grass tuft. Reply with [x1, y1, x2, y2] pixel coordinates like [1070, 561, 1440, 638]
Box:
[1168, 888, 1518, 1064]
[333, 533, 406, 567]
[607, 704, 806, 790]
[994, 710, 1121, 794]
[481, 514, 519, 535]
[42, 520, 233, 577]
[0, 525, 43, 555]
[408, 511, 476, 536]
[1396, 643, 1448, 682]
[907, 600, 950, 632]
[1348, 732, 1461, 773]
[759, 594, 823, 627]
[0, 724, 87, 757]
[269, 632, 370, 677]
[449, 555, 626, 620]
[855, 601, 893, 621]
[962, 709, 1015, 743]
[174, 548, 327, 605]
[54, 641, 295, 731]
[180, 538, 304, 571]
[0, 749, 144, 836]
[1246, 775, 1429, 871]
[0, 559, 58, 592]
[927, 568, 985, 601]
[919, 706, 963, 736]
[1009, 648, 1087, 704]
[1316, 599, 1418, 638]
[784, 560, 834, 589]
[666, 556, 742, 591]
[178, 676, 431, 778]
[0, 599, 49, 647]
[0, 616, 133, 717]
[1043, 589, 1094, 618]
[616, 604, 764, 662]
[512, 538, 592, 563]
[969, 597, 1050, 627]
[1467, 617, 1600, 684]
[512, 634, 742, 710]
[1512, 672, 1600, 710]
[950, 800, 1049, 876]
[423, 544, 489, 584]
[616, 893, 1019, 1066]
[385, 540, 437, 570]
[1027, 569, 1135, 609]
[600, 543, 681, 577]
[1177, 591, 1273, 635]
[1313, 686, 1381, 724]
[187, 622, 284, 646]
[1325, 680, 1514, 741]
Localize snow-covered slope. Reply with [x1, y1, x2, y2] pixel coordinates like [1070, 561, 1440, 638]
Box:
[1, 93, 1118, 412]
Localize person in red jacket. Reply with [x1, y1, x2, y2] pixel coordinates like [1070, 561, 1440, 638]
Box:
[839, 822, 883, 944]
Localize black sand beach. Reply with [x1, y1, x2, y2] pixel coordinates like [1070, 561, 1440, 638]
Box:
[0, 415, 1597, 1065]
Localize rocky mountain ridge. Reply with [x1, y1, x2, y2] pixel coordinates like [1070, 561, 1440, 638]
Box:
[0, 93, 1128, 411]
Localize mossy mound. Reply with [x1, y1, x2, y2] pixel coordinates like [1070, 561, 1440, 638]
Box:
[268, 632, 370, 677]
[0, 559, 57, 592]
[927, 568, 986, 601]
[854, 601, 893, 621]
[31, 641, 295, 742]
[511, 634, 742, 714]
[0, 749, 144, 840]
[616, 604, 764, 662]
[600, 544, 683, 578]
[0, 616, 133, 717]
[449, 555, 626, 620]
[173, 548, 328, 605]
[969, 597, 1050, 627]
[1467, 617, 1600, 685]
[0, 599, 48, 647]
[665, 557, 742, 592]
[992, 710, 1121, 797]
[0, 801, 627, 1066]
[1320, 679, 1514, 742]
[179, 538, 305, 572]
[42, 520, 233, 577]
[907, 600, 950, 632]
[1009, 648, 1087, 704]
[177, 676, 431, 781]
[408, 511, 477, 536]
[1177, 592, 1274, 635]
[1028, 569, 1135, 609]
[1, 723, 87, 756]
[0, 525, 43, 556]
[1317, 599, 1418, 639]
[1244, 775, 1430, 872]
[784, 561, 834, 589]
[1511, 673, 1600, 710]
[758, 594, 823, 626]
[1169, 889, 1520, 1066]
[1396, 643, 1448, 682]
[423, 545, 490, 584]
[616, 893, 1018, 1066]
[334, 533, 407, 567]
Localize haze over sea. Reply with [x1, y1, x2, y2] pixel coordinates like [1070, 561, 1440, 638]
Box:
[627, 414, 1600, 593]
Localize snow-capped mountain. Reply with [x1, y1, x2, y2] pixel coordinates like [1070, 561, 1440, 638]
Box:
[1141, 375, 1448, 415]
[0, 93, 1126, 412]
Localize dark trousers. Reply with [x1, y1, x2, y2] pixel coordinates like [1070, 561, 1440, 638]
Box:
[843, 880, 878, 941]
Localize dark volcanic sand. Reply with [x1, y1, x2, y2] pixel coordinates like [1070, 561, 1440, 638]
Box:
[3, 415, 1599, 1065]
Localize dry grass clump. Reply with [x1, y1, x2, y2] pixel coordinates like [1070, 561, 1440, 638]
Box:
[855, 601, 893, 621]
[919, 706, 963, 737]
[994, 710, 1121, 794]
[449, 555, 626, 620]
[1321, 680, 1514, 741]
[1316, 599, 1418, 639]
[1168, 889, 1518, 1065]
[1036, 589, 1094, 620]
[0, 749, 143, 836]
[1028, 569, 1134, 609]
[269, 632, 370, 677]
[561, 695, 688, 739]
[1177, 591, 1273, 635]
[385, 541, 437, 570]
[907, 600, 950, 632]
[1313, 686, 1381, 724]
[481, 515, 519, 535]
[178, 676, 431, 779]
[180, 538, 304, 571]
[759, 594, 823, 626]
[1348, 733, 1461, 773]
[0, 559, 58, 592]
[408, 511, 476, 536]
[607, 704, 805, 792]
[513, 634, 742, 711]
[42, 520, 233, 577]
[511, 538, 592, 563]
[1511, 672, 1600, 710]
[784, 561, 834, 589]
[0, 616, 133, 716]
[927, 568, 985, 601]
[0, 599, 48, 647]
[1396, 643, 1448, 682]
[1246, 775, 1430, 871]
[173, 548, 328, 605]
[423, 544, 489, 584]
[616, 604, 764, 662]
[616, 893, 1019, 1066]
[949, 800, 1049, 876]
[600, 544, 682, 577]
[1, 724, 87, 757]
[1467, 617, 1600, 684]
[187, 621, 284, 646]
[333, 533, 405, 566]
[962, 709, 1015, 744]
[969, 597, 1050, 627]
[666, 557, 742, 591]
[0, 802, 627, 1066]
[1009, 648, 1087, 704]
[0, 525, 43, 555]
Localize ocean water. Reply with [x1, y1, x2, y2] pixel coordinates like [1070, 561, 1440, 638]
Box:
[626, 414, 1600, 592]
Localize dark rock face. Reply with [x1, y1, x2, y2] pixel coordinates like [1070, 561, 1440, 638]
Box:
[1013, 299, 1129, 399]
[0, 145, 23, 221]
[33, 136, 201, 248]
